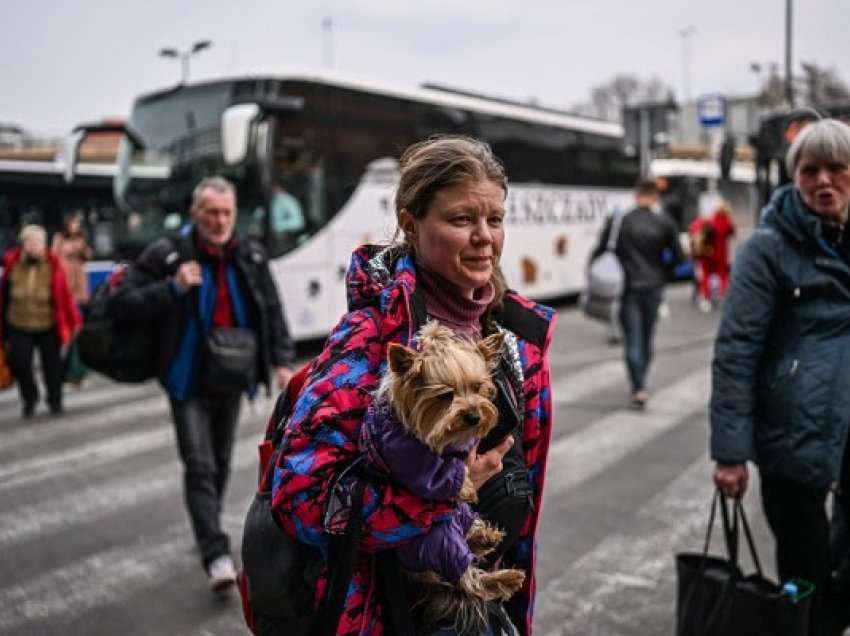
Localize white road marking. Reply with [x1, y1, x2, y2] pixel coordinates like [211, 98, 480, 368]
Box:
[550, 359, 625, 405]
[544, 366, 710, 500]
[0, 381, 156, 422]
[534, 454, 769, 636]
[0, 511, 249, 633]
[0, 429, 262, 546]
[0, 407, 266, 493]
[0, 394, 167, 453]
[0, 354, 720, 635]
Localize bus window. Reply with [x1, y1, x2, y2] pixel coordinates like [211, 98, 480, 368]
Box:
[270, 189, 306, 233]
[267, 137, 328, 257]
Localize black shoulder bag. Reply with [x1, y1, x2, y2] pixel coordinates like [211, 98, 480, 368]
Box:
[675, 490, 814, 636]
[190, 285, 257, 393]
[474, 338, 533, 570]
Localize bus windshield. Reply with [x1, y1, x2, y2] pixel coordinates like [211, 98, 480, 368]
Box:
[115, 80, 332, 258]
[116, 82, 262, 252]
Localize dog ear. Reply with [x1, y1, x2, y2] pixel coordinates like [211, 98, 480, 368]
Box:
[478, 332, 505, 370]
[387, 342, 417, 374]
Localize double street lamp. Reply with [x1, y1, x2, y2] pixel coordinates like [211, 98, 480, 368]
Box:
[159, 40, 212, 85]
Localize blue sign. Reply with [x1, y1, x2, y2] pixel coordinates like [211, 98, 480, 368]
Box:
[697, 94, 726, 128]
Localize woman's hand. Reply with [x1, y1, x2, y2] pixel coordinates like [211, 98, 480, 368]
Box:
[468, 436, 514, 490]
[713, 462, 749, 498]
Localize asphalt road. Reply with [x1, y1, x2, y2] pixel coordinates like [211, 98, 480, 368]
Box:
[0, 284, 779, 636]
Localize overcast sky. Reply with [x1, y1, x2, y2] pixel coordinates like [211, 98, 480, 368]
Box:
[3, 0, 848, 136]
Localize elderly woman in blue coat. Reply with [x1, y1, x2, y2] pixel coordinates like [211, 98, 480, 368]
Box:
[711, 118, 850, 635]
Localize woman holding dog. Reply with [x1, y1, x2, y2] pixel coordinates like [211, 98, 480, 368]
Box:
[266, 137, 556, 635]
[711, 118, 850, 635]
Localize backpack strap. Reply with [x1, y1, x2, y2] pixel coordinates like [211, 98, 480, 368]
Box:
[607, 209, 625, 252]
[375, 550, 417, 636]
[312, 478, 367, 636]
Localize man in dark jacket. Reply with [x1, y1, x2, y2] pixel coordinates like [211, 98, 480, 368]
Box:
[113, 176, 296, 592]
[591, 179, 683, 408]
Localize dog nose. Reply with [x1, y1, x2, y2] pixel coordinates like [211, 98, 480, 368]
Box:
[463, 411, 481, 427]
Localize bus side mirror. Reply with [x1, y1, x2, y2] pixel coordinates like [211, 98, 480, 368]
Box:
[62, 129, 87, 183]
[62, 121, 142, 183]
[222, 104, 261, 165]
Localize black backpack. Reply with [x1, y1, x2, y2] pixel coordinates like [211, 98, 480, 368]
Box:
[239, 365, 371, 636]
[77, 266, 156, 383]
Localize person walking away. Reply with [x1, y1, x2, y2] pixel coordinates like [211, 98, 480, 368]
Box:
[112, 177, 296, 593]
[711, 118, 850, 636]
[590, 179, 683, 409]
[688, 210, 715, 312]
[707, 201, 736, 301]
[0, 225, 81, 417]
[52, 212, 94, 384]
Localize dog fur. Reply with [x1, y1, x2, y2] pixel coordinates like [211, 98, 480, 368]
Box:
[377, 322, 526, 633]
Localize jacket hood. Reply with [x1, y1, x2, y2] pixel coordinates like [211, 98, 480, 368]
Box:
[345, 243, 418, 313]
[761, 183, 829, 249]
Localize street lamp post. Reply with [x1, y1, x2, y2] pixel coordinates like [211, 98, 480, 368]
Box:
[159, 40, 212, 85]
[322, 17, 334, 70]
[785, 0, 794, 106]
[677, 25, 696, 103]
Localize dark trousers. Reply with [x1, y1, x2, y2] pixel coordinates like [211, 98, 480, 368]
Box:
[760, 472, 850, 636]
[619, 286, 663, 392]
[169, 392, 242, 568]
[6, 327, 63, 411]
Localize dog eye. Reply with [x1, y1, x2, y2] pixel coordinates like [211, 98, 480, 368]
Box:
[438, 390, 454, 401]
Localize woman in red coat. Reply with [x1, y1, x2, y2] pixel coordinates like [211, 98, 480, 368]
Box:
[0, 225, 81, 417]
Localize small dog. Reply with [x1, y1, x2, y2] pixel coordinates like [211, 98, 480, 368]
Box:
[375, 322, 526, 630]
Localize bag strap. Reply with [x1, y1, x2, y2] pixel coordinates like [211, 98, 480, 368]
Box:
[718, 492, 740, 568]
[733, 496, 764, 578]
[375, 550, 417, 636]
[312, 478, 367, 636]
[681, 490, 742, 636]
[607, 210, 625, 251]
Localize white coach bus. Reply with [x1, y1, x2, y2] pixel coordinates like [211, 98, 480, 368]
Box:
[65, 70, 639, 340]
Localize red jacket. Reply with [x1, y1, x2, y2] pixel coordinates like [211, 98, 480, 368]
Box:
[708, 209, 736, 269]
[0, 247, 82, 346]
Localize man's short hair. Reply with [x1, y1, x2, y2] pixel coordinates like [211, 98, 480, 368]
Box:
[191, 176, 237, 211]
[634, 178, 660, 196]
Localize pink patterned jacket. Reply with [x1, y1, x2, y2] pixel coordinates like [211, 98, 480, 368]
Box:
[271, 245, 556, 635]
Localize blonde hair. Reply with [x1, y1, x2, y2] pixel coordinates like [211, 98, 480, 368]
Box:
[19, 224, 47, 245]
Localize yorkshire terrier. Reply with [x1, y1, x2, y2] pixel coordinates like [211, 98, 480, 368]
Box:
[369, 322, 526, 631]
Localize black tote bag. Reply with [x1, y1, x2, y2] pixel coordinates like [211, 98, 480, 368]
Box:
[675, 490, 813, 636]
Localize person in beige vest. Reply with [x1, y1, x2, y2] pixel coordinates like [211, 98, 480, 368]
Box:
[51, 212, 93, 305]
[0, 225, 81, 418]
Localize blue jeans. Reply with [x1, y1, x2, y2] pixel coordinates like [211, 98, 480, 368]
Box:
[169, 392, 242, 567]
[619, 287, 663, 393]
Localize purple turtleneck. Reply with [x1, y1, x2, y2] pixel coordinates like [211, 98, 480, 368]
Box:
[417, 266, 495, 339]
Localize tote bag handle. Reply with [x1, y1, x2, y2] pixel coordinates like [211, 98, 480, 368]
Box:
[685, 490, 764, 636]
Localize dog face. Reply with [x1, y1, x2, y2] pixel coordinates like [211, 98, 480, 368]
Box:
[381, 322, 504, 453]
